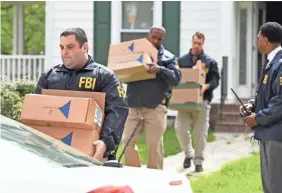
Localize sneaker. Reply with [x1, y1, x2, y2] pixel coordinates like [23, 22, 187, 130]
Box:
[195, 165, 203, 172]
[183, 157, 191, 169]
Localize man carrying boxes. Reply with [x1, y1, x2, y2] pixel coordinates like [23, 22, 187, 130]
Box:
[29, 28, 129, 162]
[20, 92, 104, 158]
[173, 32, 220, 172]
[108, 26, 182, 170]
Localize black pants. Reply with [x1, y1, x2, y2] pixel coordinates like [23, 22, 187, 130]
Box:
[260, 140, 282, 193]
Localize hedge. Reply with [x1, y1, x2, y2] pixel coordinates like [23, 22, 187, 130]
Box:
[1, 80, 37, 121]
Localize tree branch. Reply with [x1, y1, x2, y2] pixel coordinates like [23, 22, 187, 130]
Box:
[1, 5, 13, 10]
[1, 26, 13, 39]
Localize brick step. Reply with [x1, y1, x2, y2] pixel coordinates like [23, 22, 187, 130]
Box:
[209, 102, 251, 132]
[211, 105, 242, 113]
[212, 112, 242, 122]
[214, 121, 252, 133]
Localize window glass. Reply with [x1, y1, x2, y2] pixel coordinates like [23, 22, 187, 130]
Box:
[1, 116, 101, 168]
[122, 1, 153, 30]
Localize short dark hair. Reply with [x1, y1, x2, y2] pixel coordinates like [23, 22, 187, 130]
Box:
[150, 26, 166, 35]
[192, 32, 205, 41]
[260, 22, 282, 43]
[60, 27, 88, 47]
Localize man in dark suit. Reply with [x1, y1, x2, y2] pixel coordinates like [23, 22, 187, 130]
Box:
[241, 22, 282, 193]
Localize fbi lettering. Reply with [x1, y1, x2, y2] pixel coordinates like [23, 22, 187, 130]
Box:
[117, 86, 126, 98]
[79, 77, 96, 89]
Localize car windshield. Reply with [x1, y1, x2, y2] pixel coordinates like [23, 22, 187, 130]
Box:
[0, 115, 102, 168]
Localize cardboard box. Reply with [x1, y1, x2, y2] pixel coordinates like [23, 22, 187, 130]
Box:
[169, 68, 206, 112]
[27, 125, 99, 156]
[20, 94, 103, 133]
[169, 86, 203, 112]
[116, 70, 156, 83]
[180, 68, 206, 84]
[109, 53, 155, 83]
[170, 87, 203, 104]
[42, 89, 106, 112]
[108, 38, 158, 62]
[107, 38, 158, 83]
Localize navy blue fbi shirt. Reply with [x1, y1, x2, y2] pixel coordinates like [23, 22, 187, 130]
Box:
[253, 50, 282, 141]
[35, 55, 129, 158]
[177, 50, 220, 102]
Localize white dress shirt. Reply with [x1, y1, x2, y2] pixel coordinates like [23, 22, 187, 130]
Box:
[266, 46, 282, 68]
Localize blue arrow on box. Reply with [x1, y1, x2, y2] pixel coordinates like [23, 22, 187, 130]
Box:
[128, 42, 134, 52]
[59, 100, 71, 119]
[61, 132, 73, 146]
[137, 55, 143, 64]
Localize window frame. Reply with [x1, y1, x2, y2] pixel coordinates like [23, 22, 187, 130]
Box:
[111, 1, 162, 43]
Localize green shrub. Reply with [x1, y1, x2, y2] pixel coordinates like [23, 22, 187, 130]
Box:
[1, 89, 23, 121]
[1, 80, 37, 97]
[1, 80, 37, 121]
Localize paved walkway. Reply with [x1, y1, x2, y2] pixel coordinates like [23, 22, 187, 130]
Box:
[162, 132, 260, 179]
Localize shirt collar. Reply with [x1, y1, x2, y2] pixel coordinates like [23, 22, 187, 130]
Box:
[189, 49, 205, 56]
[158, 45, 164, 56]
[267, 46, 282, 65]
[188, 49, 205, 62]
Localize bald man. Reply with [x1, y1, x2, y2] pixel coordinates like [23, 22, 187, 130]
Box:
[121, 26, 182, 170]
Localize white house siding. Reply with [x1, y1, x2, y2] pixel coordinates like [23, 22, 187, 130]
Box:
[180, 1, 237, 103]
[45, 1, 94, 70]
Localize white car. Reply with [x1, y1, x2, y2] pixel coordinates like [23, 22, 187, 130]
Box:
[0, 115, 192, 193]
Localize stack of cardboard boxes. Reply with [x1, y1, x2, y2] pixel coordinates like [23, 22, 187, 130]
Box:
[169, 62, 207, 112]
[107, 37, 207, 112]
[20, 89, 105, 157]
[107, 38, 158, 83]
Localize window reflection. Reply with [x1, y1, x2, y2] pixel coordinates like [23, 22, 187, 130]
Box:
[122, 1, 153, 30]
[1, 121, 100, 167]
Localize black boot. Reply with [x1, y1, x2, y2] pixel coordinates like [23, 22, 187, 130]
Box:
[183, 157, 191, 169]
[195, 165, 203, 172]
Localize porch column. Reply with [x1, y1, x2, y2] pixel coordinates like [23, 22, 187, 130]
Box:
[220, 1, 236, 103]
[13, 5, 25, 55]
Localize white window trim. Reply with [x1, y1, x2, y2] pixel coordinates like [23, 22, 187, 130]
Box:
[235, 2, 253, 99]
[120, 29, 150, 33]
[111, 1, 162, 44]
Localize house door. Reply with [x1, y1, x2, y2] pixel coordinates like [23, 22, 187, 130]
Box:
[236, 2, 253, 98]
[252, 2, 267, 97]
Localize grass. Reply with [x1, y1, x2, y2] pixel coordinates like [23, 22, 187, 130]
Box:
[190, 153, 263, 193]
[116, 127, 216, 164]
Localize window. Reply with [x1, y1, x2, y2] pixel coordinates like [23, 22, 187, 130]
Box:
[1, 116, 101, 168]
[121, 1, 154, 42]
[121, 32, 149, 42]
[111, 1, 161, 43]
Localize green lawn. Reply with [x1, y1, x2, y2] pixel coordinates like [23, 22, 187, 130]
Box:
[117, 127, 216, 164]
[190, 153, 263, 193]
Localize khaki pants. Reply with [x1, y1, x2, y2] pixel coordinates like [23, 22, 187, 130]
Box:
[122, 104, 167, 170]
[174, 100, 211, 165]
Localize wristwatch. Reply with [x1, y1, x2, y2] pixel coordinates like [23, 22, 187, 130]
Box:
[247, 99, 255, 105]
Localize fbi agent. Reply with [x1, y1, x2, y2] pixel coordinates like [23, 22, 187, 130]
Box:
[35, 28, 129, 162]
[242, 22, 282, 193]
[122, 26, 182, 170]
[175, 32, 220, 172]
